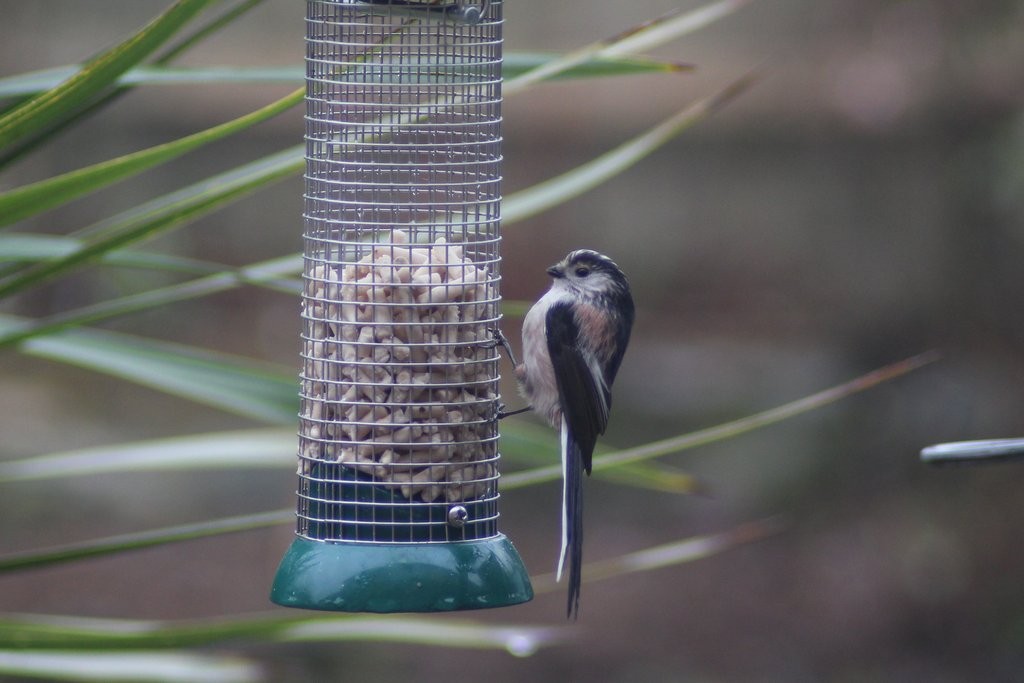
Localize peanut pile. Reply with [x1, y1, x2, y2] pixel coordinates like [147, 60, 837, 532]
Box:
[299, 230, 498, 503]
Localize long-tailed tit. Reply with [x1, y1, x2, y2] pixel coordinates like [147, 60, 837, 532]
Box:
[514, 249, 634, 618]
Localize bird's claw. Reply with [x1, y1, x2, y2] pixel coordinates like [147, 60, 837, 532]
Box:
[483, 327, 519, 366]
[496, 402, 531, 420]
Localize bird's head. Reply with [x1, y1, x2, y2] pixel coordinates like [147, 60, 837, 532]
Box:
[546, 249, 630, 299]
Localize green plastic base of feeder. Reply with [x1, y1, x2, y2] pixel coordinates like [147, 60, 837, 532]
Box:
[270, 534, 533, 613]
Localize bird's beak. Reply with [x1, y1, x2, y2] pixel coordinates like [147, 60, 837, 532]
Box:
[546, 264, 564, 278]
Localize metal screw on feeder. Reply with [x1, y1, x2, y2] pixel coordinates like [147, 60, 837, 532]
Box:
[270, 0, 533, 612]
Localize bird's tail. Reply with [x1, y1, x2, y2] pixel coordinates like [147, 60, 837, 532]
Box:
[556, 415, 585, 619]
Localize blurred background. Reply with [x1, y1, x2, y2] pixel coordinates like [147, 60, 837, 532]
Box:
[2, 0, 1024, 680]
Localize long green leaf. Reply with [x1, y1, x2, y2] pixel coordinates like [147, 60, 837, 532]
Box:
[0, 1, 723, 227]
[0, 146, 303, 299]
[0, 4, 741, 288]
[156, 0, 270, 65]
[0, 525, 772, 658]
[0, 429, 294, 483]
[0, 254, 301, 348]
[502, 420, 704, 494]
[0, 87, 302, 229]
[279, 617, 564, 655]
[0, 348, 934, 494]
[0, 233, 220, 274]
[0, 613, 563, 656]
[2, 71, 749, 315]
[505, 0, 749, 94]
[0, 234, 301, 304]
[0, 9, 432, 229]
[0, 66, 753, 325]
[529, 517, 784, 593]
[0, 511, 778, 609]
[0, 53, 689, 99]
[503, 352, 942, 489]
[2, 71, 753, 315]
[0, 71, 751, 310]
[0, 651, 261, 683]
[0, 511, 292, 573]
[0, 314, 296, 423]
[602, 0, 754, 58]
[0, 355, 935, 572]
[0, 0, 217, 151]
[0, 422, 696, 497]
[504, 73, 757, 224]
[0, 1, 270, 169]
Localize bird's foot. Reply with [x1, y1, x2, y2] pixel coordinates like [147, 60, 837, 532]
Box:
[482, 327, 519, 366]
[496, 402, 531, 420]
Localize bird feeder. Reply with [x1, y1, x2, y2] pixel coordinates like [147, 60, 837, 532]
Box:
[271, 0, 532, 612]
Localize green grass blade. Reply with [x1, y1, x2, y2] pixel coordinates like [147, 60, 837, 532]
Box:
[0, 651, 261, 683]
[0, 1, 269, 169]
[502, 420, 704, 494]
[529, 517, 784, 594]
[0, 613, 564, 655]
[0, 314, 296, 423]
[0, 234, 300, 298]
[505, 0, 750, 94]
[0, 511, 291, 574]
[156, 0, 269, 65]
[601, 0, 754, 58]
[0, 146, 304, 299]
[0, 9, 735, 277]
[0, 0, 218, 151]
[503, 352, 941, 489]
[509, 52, 692, 79]
[0, 10, 436, 218]
[0, 349, 935, 495]
[0, 356, 937, 572]
[0, 66, 302, 97]
[0, 613, 285, 651]
[0, 429, 294, 483]
[279, 617, 564, 654]
[0, 53, 687, 100]
[0, 87, 302, 229]
[0, 421, 697, 496]
[0, 233, 222, 274]
[0, 254, 301, 348]
[0, 509, 776, 604]
[77, 145, 303, 243]
[0, 67, 82, 100]
[504, 74, 757, 225]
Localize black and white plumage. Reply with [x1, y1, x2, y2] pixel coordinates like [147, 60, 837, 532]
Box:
[515, 249, 634, 618]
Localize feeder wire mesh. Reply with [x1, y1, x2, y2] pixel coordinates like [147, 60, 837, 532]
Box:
[298, 0, 505, 545]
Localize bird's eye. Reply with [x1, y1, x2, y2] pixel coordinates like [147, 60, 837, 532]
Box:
[575, 267, 590, 278]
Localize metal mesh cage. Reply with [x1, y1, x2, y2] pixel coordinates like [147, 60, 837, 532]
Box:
[297, 0, 504, 545]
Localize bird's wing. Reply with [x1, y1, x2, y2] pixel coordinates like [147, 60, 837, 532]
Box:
[546, 303, 606, 618]
[544, 302, 609, 474]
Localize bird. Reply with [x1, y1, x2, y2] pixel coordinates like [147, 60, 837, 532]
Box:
[513, 249, 635, 618]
